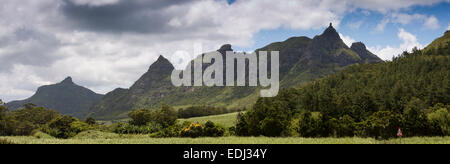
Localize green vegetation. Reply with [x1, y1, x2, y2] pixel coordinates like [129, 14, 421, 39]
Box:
[180, 121, 225, 138]
[6, 77, 103, 118]
[0, 103, 101, 139]
[179, 112, 239, 129]
[235, 45, 450, 139]
[1, 31, 449, 144]
[178, 106, 244, 118]
[1, 102, 228, 139]
[40, 115, 90, 139]
[0, 103, 60, 136]
[1, 134, 448, 144]
[424, 30, 450, 54]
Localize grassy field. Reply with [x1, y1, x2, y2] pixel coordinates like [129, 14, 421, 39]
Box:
[178, 112, 239, 128]
[3, 112, 446, 144]
[1, 134, 448, 144]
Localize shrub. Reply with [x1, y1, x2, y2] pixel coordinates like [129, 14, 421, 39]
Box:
[203, 121, 225, 137]
[84, 117, 96, 125]
[152, 124, 183, 138]
[73, 130, 119, 139]
[41, 115, 87, 139]
[70, 121, 90, 134]
[31, 130, 54, 139]
[180, 122, 203, 138]
[113, 122, 162, 134]
[180, 121, 225, 138]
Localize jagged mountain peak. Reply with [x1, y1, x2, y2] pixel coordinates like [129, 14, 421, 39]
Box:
[351, 42, 383, 63]
[129, 55, 175, 94]
[156, 55, 168, 61]
[311, 22, 346, 51]
[155, 55, 171, 64]
[148, 55, 174, 71]
[60, 76, 74, 84]
[319, 22, 340, 41]
[350, 42, 367, 51]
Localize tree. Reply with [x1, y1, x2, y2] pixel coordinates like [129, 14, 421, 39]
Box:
[403, 98, 430, 136]
[0, 101, 7, 120]
[8, 105, 60, 127]
[84, 117, 96, 125]
[294, 111, 324, 137]
[427, 105, 449, 136]
[0, 104, 10, 136]
[234, 112, 250, 136]
[362, 111, 403, 139]
[128, 109, 153, 126]
[129, 104, 178, 127]
[234, 44, 450, 138]
[44, 115, 79, 139]
[153, 104, 178, 127]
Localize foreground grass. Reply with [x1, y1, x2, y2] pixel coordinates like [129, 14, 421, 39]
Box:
[178, 112, 239, 128]
[1, 135, 448, 144]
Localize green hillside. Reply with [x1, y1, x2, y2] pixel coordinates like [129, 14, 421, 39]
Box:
[235, 31, 450, 138]
[424, 30, 450, 53]
[6, 77, 103, 118]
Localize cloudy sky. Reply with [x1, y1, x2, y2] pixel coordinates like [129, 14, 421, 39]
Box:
[0, 0, 449, 102]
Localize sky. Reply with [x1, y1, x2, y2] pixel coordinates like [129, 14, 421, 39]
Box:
[0, 0, 449, 102]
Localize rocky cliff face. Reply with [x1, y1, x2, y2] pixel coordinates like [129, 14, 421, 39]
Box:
[351, 42, 383, 63]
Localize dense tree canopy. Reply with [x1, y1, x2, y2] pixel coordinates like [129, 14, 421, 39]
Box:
[236, 47, 450, 138]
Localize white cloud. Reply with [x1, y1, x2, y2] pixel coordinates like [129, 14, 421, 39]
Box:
[348, 20, 364, 29]
[446, 23, 450, 30]
[0, 0, 448, 102]
[375, 13, 440, 31]
[391, 13, 427, 25]
[398, 28, 423, 50]
[369, 28, 423, 60]
[424, 16, 440, 29]
[376, 18, 390, 31]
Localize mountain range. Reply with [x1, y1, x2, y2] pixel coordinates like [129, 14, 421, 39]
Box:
[5, 23, 385, 120]
[86, 23, 382, 120]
